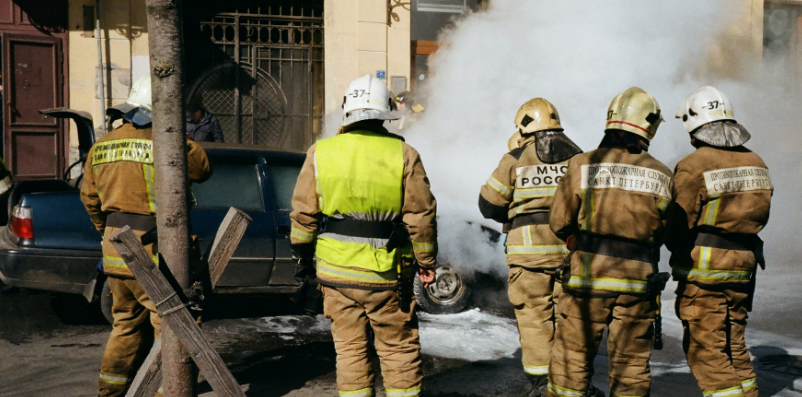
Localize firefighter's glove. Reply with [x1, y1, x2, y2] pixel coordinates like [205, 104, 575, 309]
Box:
[293, 255, 316, 282]
[646, 272, 670, 296]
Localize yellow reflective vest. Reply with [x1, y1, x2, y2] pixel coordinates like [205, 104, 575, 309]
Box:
[314, 130, 413, 275]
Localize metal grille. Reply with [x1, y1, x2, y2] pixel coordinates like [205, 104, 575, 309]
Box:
[187, 8, 324, 149]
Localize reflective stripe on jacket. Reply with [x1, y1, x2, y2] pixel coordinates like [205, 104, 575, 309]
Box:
[550, 146, 673, 295]
[667, 145, 772, 285]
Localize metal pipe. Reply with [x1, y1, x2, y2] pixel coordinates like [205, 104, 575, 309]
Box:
[95, 0, 106, 134]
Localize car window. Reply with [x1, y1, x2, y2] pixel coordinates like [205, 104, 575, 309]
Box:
[267, 165, 301, 212]
[193, 162, 263, 211]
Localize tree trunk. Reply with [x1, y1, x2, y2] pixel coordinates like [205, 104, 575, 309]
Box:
[145, 1, 197, 396]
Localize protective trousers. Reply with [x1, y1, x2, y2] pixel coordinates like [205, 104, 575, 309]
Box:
[99, 277, 161, 397]
[99, 225, 161, 397]
[548, 293, 655, 397]
[676, 282, 757, 397]
[322, 285, 423, 397]
[508, 266, 561, 378]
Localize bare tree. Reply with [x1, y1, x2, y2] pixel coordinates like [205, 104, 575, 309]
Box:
[145, 0, 197, 395]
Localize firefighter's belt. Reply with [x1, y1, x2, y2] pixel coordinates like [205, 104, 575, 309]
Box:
[107, 212, 156, 231]
[324, 218, 394, 239]
[694, 232, 760, 251]
[511, 212, 550, 229]
[575, 233, 659, 264]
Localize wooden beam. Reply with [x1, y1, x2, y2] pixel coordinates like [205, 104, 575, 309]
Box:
[208, 207, 252, 288]
[110, 226, 246, 397]
[126, 336, 162, 397]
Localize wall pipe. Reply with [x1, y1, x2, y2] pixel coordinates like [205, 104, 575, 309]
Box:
[95, 0, 106, 134]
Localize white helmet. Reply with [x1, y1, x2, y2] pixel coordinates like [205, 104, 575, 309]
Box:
[121, 74, 153, 127]
[127, 74, 153, 111]
[676, 86, 749, 147]
[341, 74, 398, 127]
[675, 86, 734, 133]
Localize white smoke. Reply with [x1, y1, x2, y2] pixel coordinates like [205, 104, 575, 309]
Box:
[399, 1, 798, 272]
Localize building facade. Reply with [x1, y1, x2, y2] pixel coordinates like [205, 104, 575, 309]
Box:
[0, 0, 796, 179]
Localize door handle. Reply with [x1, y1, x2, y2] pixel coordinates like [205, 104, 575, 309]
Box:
[276, 225, 291, 235]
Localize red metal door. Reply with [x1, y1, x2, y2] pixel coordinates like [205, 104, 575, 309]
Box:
[2, 33, 64, 179]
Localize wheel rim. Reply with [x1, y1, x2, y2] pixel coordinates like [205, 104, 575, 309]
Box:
[424, 267, 465, 305]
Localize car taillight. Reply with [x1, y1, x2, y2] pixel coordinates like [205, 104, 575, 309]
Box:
[11, 205, 33, 240]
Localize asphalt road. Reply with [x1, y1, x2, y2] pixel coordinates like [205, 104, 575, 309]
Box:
[1, 269, 801, 397]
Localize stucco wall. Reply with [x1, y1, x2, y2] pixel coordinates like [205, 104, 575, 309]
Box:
[324, 0, 411, 115]
[67, 0, 148, 146]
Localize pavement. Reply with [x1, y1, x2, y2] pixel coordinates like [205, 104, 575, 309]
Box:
[0, 268, 801, 397]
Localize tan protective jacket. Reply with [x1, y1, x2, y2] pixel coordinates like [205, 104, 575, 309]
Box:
[80, 123, 213, 234]
[290, 126, 438, 290]
[479, 136, 576, 269]
[550, 146, 673, 295]
[667, 145, 772, 285]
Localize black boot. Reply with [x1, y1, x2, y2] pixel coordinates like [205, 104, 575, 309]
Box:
[586, 385, 605, 397]
[524, 375, 548, 397]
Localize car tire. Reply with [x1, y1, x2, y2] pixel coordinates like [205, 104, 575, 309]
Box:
[100, 279, 114, 324]
[414, 266, 471, 314]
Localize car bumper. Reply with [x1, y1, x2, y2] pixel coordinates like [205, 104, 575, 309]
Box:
[0, 228, 99, 296]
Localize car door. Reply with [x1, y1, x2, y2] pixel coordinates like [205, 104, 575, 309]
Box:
[191, 152, 276, 291]
[261, 153, 304, 287]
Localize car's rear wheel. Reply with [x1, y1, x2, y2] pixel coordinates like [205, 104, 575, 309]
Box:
[414, 266, 471, 314]
[100, 279, 113, 324]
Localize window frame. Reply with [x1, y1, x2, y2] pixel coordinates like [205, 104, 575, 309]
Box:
[192, 154, 267, 212]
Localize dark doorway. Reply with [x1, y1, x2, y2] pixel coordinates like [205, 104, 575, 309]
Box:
[0, 0, 68, 180]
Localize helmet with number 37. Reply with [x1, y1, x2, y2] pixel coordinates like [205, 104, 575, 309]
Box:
[676, 86, 750, 147]
[341, 74, 398, 127]
[675, 86, 735, 133]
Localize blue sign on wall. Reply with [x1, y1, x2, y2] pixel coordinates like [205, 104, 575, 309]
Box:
[376, 70, 386, 79]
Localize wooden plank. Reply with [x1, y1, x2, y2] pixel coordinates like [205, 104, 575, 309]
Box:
[208, 207, 252, 288]
[126, 336, 162, 397]
[110, 226, 246, 397]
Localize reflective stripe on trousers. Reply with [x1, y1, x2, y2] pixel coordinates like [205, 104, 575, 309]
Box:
[548, 381, 585, 397]
[703, 385, 744, 397]
[524, 364, 548, 375]
[386, 386, 422, 397]
[339, 387, 374, 397]
[99, 371, 131, 386]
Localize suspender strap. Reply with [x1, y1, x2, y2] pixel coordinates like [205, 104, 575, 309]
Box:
[511, 212, 550, 229]
[575, 233, 659, 264]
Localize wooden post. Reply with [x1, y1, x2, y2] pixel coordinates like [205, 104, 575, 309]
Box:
[208, 208, 252, 288]
[145, 0, 195, 395]
[110, 226, 246, 397]
[126, 336, 162, 397]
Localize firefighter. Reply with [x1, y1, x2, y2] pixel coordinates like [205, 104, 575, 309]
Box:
[669, 86, 772, 397]
[478, 98, 583, 397]
[80, 74, 213, 397]
[290, 74, 438, 397]
[547, 87, 673, 397]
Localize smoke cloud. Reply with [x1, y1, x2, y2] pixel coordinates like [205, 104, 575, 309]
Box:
[399, 1, 799, 272]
